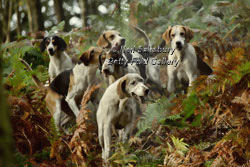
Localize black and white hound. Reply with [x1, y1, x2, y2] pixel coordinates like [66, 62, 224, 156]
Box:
[40, 35, 74, 81]
[20, 47, 104, 133]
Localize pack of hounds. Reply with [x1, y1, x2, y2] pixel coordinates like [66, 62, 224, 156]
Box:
[20, 25, 213, 164]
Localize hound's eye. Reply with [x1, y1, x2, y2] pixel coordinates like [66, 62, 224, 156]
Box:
[171, 34, 175, 37]
[180, 32, 184, 36]
[118, 34, 121, 36]
[110, 35, 115, 40]
[52, 40, 56, 45]
[131, 81, 136, 85]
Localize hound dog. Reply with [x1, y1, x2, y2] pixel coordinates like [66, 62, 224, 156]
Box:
[97, 73, 149, 162]
[162, 25, 212, 93]
[20, 47, 104, 132]
[40, 35, 75, 81]
[97, 29, 162, 90]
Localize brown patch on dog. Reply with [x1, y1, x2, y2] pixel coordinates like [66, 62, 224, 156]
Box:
[80, 50, 90, 66]
[106, 52, 113, 59]
[162, 26, 172, 45]
[80, 47, 103, 66]
[45, 89, 61, 115]
[97, 33, 109, 48]
[182, 26, 194, 43]
[162, 25, 194, 44]
[117, 76, 129, 99]
[97, 30, 120, 48]
[68, 73, 75, 94]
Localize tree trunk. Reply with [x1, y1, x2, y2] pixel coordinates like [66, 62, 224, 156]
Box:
[15, 0, 21, 37]
[0, 21, 2, 43]
[0, 1, 3, 42]
[129, 0, 138, 27]
[90, 0, 98, 15]
[2, 0, 13, 43]
[26, 0, 44, 33]
[26, 0, 33, 33]
[117, 0, 122, 14]
[54, 0, 70, 31]
[33, 0, 44, 31]
[79, 0, 89, 26]
[0, 52, 15, 167]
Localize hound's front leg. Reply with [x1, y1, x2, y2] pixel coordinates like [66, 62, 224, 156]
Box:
[122, 108, 137, 142]
[97, 117, 105, 159]
[60, 113, 74, 135]
[65, 87, 80, 117]
[103, 122, 112, 162]
[187, 73, 197, 87]
[49, 63, 56, 82]
[122, 122, 133, 142]
[186, 65, 198, 87]
[54, 100, 62, 131]
[167, 66, 177, 93]
[167, 75, 177, 93]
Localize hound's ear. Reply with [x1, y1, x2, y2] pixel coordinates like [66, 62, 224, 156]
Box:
[57, 36, 67, 51]
[97, 33, 109, 49]
[80, 49, 94, 66]
[117, 76, 128, 99]
[183, 26, 193, 43]
[80, 51, 89, 66]
[98, 51, 106, 70]
[40, 37, 47, 52]
[162, 26, 172, 45]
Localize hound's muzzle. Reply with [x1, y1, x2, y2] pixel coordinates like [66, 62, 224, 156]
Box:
[176, 41, 183, 50]
[132, 87, 149, 104]
[48, 48, 55, 55]
[102, 68, 111, 77]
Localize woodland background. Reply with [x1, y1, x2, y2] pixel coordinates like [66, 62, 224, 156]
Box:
[0, 0, 250, 167]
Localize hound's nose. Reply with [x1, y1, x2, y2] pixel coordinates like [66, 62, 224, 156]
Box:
[102, 69, 110, 75]
[121, 39, 125, 45]
[176, 41, 181, 47]
[48, 48, 54, 55]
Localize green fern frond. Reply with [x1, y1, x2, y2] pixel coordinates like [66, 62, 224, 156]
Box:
[136, 96, 175, 136]
[170, 136, 189, 155]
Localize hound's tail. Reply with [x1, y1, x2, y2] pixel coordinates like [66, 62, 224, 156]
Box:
[19, 58, 47, 91]
[133, 26, 152, 48]
[133, 26, 166, 57]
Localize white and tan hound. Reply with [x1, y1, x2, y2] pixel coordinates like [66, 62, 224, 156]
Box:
[162, 25, 212, 93]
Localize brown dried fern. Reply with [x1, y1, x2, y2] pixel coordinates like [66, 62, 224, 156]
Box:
[70, 84, 102, 167]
